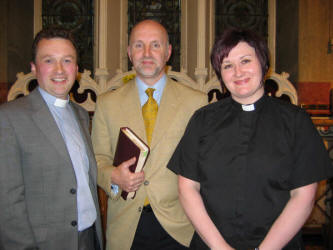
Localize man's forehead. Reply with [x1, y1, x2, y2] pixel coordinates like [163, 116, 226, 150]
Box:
[131, 38, 164, 43]
[130, 34, 167, 45]
[131, 25, 167, 37]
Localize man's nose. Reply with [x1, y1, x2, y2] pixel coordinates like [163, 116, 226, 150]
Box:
[143, 46, 151, 57]
[55, 61, 64, 73]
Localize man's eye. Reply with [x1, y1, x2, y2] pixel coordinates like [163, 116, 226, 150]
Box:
[152, 43, 160, 49]
[134, 43, 143, 49]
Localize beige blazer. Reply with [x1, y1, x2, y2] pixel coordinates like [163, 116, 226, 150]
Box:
[91, 77, 207, 250]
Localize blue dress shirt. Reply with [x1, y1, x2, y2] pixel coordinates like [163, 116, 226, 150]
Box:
[38, 87, 97, 231]
[136, 74, 167, 106]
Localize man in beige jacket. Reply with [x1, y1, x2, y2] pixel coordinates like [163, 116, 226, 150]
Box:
[91, 20, 207, 250]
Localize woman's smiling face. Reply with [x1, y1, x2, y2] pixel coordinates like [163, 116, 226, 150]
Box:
[221, 41, 264, 104]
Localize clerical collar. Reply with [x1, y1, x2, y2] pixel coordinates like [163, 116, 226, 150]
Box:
[38, 87, 69, 108]
[242, 104, 255, 111]
[232, 94, 266, 112]
[54, 98, 69, 107]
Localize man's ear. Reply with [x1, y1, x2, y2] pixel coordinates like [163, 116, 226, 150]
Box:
[30, 62, 36, 75]
[127, 47, 132, 62]
[166, 44, 172, 61]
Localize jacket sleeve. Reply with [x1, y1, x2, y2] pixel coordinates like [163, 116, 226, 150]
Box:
[0, 109, 39, 250]
[91, 97, 122, 200]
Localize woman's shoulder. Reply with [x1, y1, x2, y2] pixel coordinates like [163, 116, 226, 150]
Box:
[264, 96, 313, 132]
[196, 96, 232, 113]
[266, 96, 307, 117]
[190, 97, 233, 126]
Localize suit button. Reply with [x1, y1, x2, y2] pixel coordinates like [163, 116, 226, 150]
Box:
[138, 207, 142, 212]
[71, 220, 77, 227]
[70, 188, 76, 194]
[144, 180, 149, 186]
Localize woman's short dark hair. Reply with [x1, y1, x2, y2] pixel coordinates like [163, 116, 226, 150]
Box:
[31, 27, 79, 63]
[211, 28, 270, 85]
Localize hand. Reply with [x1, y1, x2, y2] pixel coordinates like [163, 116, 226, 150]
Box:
[111, 157, 145, 192]
[211, 246, 235, 250]
[210, 241, 235, 250]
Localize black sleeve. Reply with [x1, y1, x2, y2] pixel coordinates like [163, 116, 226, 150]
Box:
[289, 109, 333, 189]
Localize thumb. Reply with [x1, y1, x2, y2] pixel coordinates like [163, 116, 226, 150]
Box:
[122, 157, 136, 169]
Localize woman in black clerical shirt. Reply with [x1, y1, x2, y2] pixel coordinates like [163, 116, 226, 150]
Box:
[167, 29, 333, 250]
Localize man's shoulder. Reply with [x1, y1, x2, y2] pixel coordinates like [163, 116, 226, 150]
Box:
[71, 101, 89, 119]
[0, 93, 32, 113]
[71, 100, 87, 112]
[167, 78, 206, 99]
[97, 80, 135, 103]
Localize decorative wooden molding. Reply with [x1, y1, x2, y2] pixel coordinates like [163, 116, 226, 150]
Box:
[7, 72, 35, 101]
[8, 69, 297, 112]
[7, 70, 298, 107]
[94, 67, 109, 93]
[267, 71, 298, 105]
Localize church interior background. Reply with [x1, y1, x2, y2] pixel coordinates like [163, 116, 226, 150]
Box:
[1, 0, 333, 249]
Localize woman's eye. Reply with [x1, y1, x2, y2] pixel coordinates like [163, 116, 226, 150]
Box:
[241, 59, 251, 64]
[222, 64, 232, 70]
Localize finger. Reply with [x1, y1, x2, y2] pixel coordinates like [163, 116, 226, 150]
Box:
[121, 157, 136, 169]
[132, 182, 142, 191]
[126, 157, 136, 165]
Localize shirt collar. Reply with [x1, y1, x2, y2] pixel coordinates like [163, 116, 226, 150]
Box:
[231, 94, 266, 112]
[38, 87, 69, 108]
[136, 74, 167, 106]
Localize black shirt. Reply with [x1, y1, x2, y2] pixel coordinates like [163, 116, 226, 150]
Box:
[167, 95, 333, 250]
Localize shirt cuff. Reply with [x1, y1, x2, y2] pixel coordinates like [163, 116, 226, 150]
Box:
[111, 184, 119, 195]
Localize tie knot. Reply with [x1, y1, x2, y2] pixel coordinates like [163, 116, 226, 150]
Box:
[145, 88, 155, 98]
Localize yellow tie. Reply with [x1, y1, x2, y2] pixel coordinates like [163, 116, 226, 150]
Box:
[142, 88, 158, 206]
[142, 88, 158, 146]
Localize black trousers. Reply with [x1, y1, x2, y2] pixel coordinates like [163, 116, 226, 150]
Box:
[78, 224, 100, 250]
[131, 205, 189, 250]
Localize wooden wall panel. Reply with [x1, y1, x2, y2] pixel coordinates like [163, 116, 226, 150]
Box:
[299, 0, 333, 82]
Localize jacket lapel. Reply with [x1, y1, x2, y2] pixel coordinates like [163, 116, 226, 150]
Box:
[150, 78, 179, 149]
[29, 90, 73, 167]
[119, 81, 146, 142]
[117, 78, 181, 148]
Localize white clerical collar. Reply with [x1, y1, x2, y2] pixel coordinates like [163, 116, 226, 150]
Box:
[38, 87, 69, 108]
[242, 103, 255, 111]
[54, 98, 69, 107]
